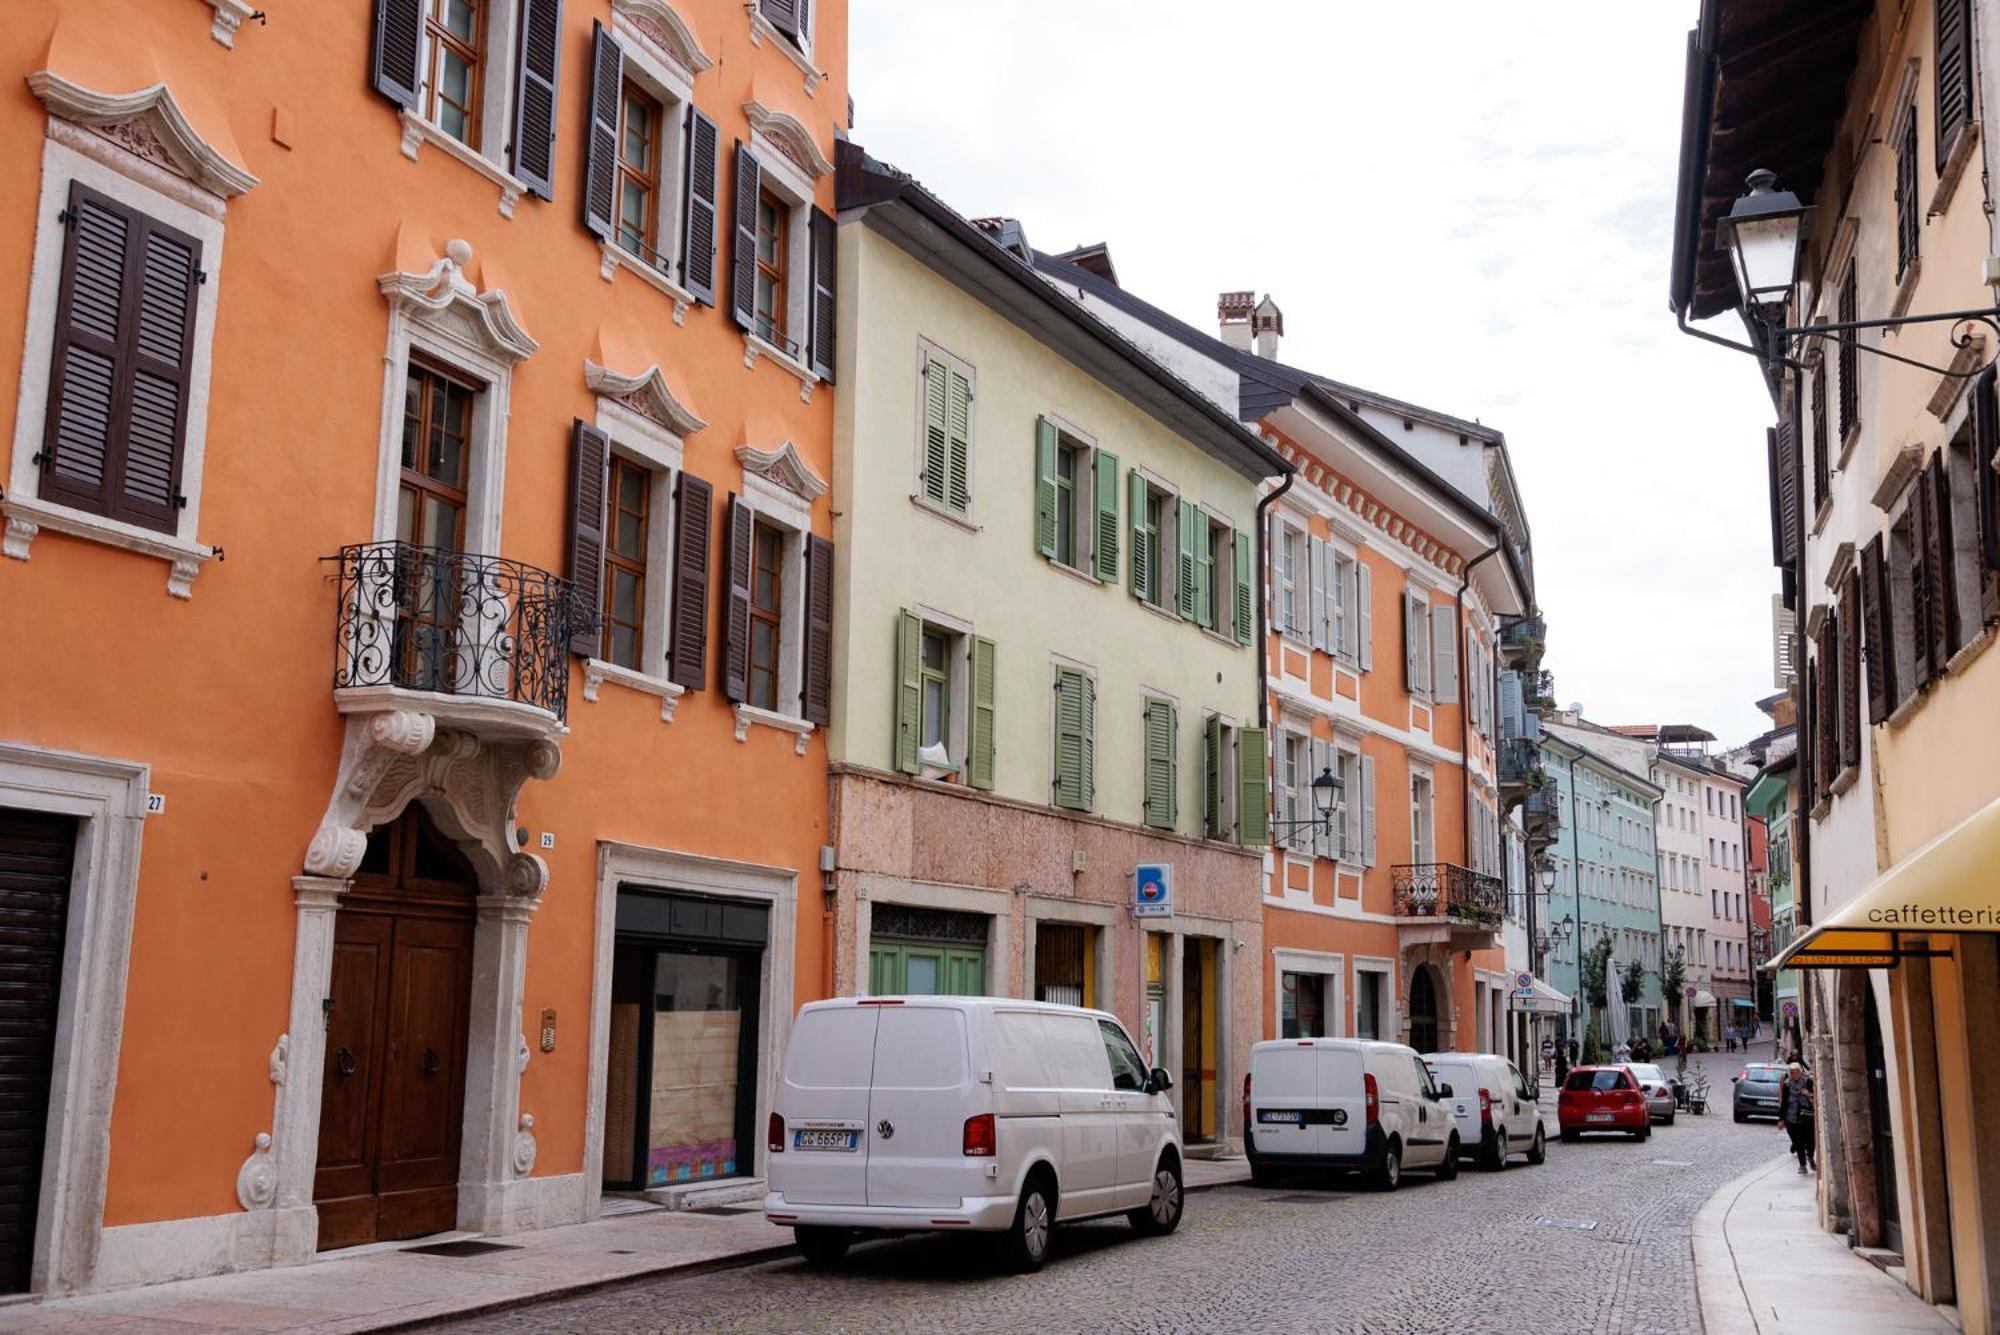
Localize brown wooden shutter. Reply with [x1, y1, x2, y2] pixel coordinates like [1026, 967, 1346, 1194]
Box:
[1801, 658, 1817, 811]
[669, 471, 711, 688]
[802, 534, 833, 725]
[1895, 108, 1918, 281]
[1809, 352, 1829, 514]
[730, 143, 761, 333]
[565, 421, 609, 658]
[1938, 0, 1975, 165]
[1910, 470, 1936, 692]
[1838, 570, 1861, 771]
[1929, 452, 1960, 659]
[371, 0, 423, 107]
[580, 22, 621, 239]
[511, 0, 563, 201]
[719, 495, 753, 700]
[1837, 268, 1858, 443]
[1977, 367, 2000, 574]
[1816, 617, 1839, 793]
[1772, 420, 1802, 568]
[680, 108, 720, 304]
[41, 183, 200, 535]
[760, 0, 802, 41]
[808, 206, 835, 381]
[1861, 535, 1892, 725]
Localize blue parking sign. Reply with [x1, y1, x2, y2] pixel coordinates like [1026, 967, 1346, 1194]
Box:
[1134, 863, 1173, 918]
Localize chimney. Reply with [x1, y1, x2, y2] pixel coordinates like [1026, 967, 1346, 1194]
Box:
[1218, 291, 1254, 350]
[1252, 294, 1283, 360]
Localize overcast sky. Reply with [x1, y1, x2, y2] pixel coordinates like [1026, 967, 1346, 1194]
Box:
[850, 1, 1781, 746]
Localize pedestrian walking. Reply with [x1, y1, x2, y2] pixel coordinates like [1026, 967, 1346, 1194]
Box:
[1779, 1061, 1816, 1174]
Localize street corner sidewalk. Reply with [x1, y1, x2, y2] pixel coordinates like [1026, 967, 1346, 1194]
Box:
[1, 1159, 1251, 1334]
[1693, 1154, 1957, 1334]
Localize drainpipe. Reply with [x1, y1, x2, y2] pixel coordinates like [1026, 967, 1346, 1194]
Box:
[1569, 752, 1585, 1043]
[1254, 471, 1296, 731]
[1455, 544, 1503, 871]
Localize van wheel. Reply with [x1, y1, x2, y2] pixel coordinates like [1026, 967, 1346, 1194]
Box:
[1248, 1158, 1278, 1188]
[1004, 1176, 1055, 1272]
[1527, 1125, 1547, 1165]
[1129, 1156, 1183, 1236]
[1370, 1140, 1402, 1192]
[794, 1226, 851, 1266]
[1435, 1136, 1460, 1180]
[1484, 1135, 1508, 1171]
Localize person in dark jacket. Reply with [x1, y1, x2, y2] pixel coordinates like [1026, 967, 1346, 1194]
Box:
[1779, 1061, 1816, 1173]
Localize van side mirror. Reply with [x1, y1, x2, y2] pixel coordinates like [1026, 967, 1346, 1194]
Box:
[1436, 1082, 1453, 1099]
[1147, 1066, 1174, 1094]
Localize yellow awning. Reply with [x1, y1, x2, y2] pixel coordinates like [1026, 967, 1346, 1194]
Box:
[1767, 792, 2000, 971]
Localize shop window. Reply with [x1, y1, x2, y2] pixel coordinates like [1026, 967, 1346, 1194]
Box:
[1281, 971, 1328, 1038]
[1035, 921, 1093, 1007]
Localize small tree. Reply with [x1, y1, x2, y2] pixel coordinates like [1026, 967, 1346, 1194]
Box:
[1579, 936, 1613, 1059]
[1620, 960, 1644, 1005]
[1662, 950, 1687, 1025]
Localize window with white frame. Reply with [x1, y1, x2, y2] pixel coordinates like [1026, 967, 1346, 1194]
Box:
[1410, 768, 1435, 864]
[1278, 519, 1305, 637]
[1200, 713, 1242, 843]
[1277, 728, 1311, 853]
[1334, 743, 1362, 862]
[1404, 586, 1434, 695]
[1131, 472, 1179, 610]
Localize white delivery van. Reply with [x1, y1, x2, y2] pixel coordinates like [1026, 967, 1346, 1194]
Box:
[1244, 1038, 1461, 1191]
[1423, 1051, 1547, 1170]
[764, 997, 1183, 1272]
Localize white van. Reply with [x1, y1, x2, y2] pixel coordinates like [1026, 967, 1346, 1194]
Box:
[763, 997, 1183, 1271]
[1243, 1038, 1461, 1191]
[1423, 1051, 1547, 1170]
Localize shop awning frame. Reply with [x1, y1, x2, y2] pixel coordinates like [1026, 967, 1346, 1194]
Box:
[1765, 792, 2000, 972]
[1508, 976, 1573, 1015]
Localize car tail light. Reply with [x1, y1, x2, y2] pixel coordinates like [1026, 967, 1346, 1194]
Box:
[768, 1112, 785, 1153]
[1624, 1089, 1643, 1108]
[1364, 1072, 1380, 1126]
[962, 1113, 996, 1157]
[1737, 1067, 1748, 1082]
[1242, 1072, 1253, 1136]
[1479, 1089, 1493, 1126]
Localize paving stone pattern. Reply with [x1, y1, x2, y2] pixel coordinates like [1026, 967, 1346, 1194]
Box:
[448, 1052, 1785, 1335]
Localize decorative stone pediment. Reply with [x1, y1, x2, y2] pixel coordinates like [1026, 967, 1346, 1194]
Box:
[586, 359, 707, 437]
[736, 441, 827, 502]
[614, 0, 712, 77]
[742, 100, 834, 179]
[380, 239, 538, 364]
[28, 69, 259, 197]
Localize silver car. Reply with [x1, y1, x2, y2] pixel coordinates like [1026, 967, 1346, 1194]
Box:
[1622, 1063, 1676, 1125]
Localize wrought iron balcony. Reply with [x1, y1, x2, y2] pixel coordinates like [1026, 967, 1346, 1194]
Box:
[1392, 863, 1504, 928]
[330, 541, 576, 725]
[1523, 667, 1557, 709]
[1524, 785, 1563, 829]
[1500, 738, 1543, 786]
[1500, 612, 1546, 666]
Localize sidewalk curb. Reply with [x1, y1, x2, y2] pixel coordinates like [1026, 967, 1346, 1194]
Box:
[1692, 1154, 1789, 1335]
[385, 1172, 1252, 1332]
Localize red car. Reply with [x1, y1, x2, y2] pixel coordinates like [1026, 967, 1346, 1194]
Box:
[1557, 1066, 1651, 1142]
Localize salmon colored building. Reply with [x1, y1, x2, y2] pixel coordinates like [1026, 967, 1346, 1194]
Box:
[1033, 266, 1536, 1058]
[0, 0, 845, 1295]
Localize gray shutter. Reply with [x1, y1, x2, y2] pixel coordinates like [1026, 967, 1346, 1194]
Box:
[581, 23, 622, 239]
[1309, 538, 1329, 651]
[1433, 606, 1458, 703]
[808, 206, 835, 380]
[1310, 737, 1333, 859]
[894, 609, 921, 774]
[565, 420, 609, 658]
[1341, 754, 1360, 862]
[668, 472, 711, 688]
[1203, 715, 1224, 838]
[1267, 510, 1284, 626]
[1403, 592, 1420, 691]
[1938, 0, 1974, 159]
[1357, 560, 1373, 669]
[680, 109, 719, 303]
[761, 0, 802, 41]
[511, 0, 563, 201]
[1272, 735, 1296, 850]
[730, 143, 761, 332]
[802, 535, 833, 725]
[1361, 754, 1377, 866]
[720, 496, 753, 700]
[371, 0, 423, 108]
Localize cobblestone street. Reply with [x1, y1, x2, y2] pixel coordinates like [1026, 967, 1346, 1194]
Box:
[452, 1052, 1782, 1334]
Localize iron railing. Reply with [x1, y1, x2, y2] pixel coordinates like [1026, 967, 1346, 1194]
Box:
[1524, 785, 1563, 829]
[1500, 612, 1545, 654]
[1523, 667, 1556, 708]
[1391, 863, 1504, 927]
[329, 541, 576, 721]
[1500, 738, 1543, 786]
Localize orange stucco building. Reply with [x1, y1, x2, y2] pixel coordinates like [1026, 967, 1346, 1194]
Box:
[0, 0, 845, 1294]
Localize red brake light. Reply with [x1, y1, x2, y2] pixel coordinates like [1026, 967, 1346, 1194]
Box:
[1479, 1089, 1493, 1124]
[768, 1112, 786, 1153]
[1364, 1072, 1380, 1126]
[962, 1113, 996, 1157]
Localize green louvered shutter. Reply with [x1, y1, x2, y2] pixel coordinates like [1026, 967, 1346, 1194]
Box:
[945, 364, 972, 512]
[894, 609, 922, 774]
[1053, 668, 1086, 809]
[1194, 510, 1215, 630]
[1128, 471, 1151, 601]
[1093, 450, 1120, 581]
[1080, 673, 1096, 807]
[1142, 698, 1177, 829]
[1204, 715, 1225, 838]
[970, 635, 997, 790]
[1236, 726, 1269, 845]
[921, 354, 950, 507]
[1035, 417, 1060, 557]
[1233, 528, 1253, 644]
[1177, 499, 1198, 620]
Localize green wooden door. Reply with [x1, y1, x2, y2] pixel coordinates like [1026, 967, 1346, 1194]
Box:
[869, 942, 986, 996]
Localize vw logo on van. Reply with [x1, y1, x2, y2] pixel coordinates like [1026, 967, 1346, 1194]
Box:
[876, 1119, 895, 1140]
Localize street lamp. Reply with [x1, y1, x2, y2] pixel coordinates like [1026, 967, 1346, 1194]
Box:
[1270, 767, 1342, 842]
[1539, 862, 1557, 895]
[1718, 168, 1812, 317]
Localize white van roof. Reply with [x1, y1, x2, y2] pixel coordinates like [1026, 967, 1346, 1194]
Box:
[799, 995, 1119, 1022]
[1251, 1038, 1418, 1056]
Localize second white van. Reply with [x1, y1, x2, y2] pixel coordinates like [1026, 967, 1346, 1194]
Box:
[1244, 1038, 1461, 1191]
[764, 997, 1183, 1272]
[1423, 1051, 1547, 1170]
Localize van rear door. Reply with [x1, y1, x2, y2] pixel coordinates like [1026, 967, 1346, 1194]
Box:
[1315, 1045, 1368, 1158]
[864, 1004, 972, 1208]
[776, 1005, 877, 1205]
[1250, 1043, 1318, 1158]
